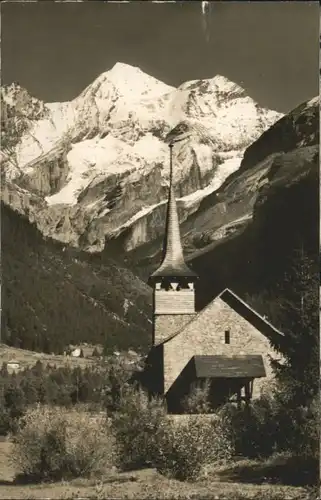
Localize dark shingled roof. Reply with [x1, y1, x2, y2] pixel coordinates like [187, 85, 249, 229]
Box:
[149, 145, 198, 281]
[192, 354, 266, 379]
[151, 262, 198, 279]
[219, 289, 284, 341]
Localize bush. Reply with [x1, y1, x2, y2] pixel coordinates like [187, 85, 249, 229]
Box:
[0, 406, 11, 436]
[155, 415, 233, 481]
[220, 396, 279, 458]
[11, 405, 115, 481]
[2, 382, 27, 435]
[286, 397, 320, 461]
[103, 355, 143, 414]
[220, 393, 320, 466]
[181, 380, 212, 414]
[112, 386, 233, 480]
[111, 386, 166, 470]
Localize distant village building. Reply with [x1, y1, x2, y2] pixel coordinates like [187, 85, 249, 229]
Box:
[142, 143, 284, 414]
[7, 360, 20, 374]
[65, 346, 84, 358]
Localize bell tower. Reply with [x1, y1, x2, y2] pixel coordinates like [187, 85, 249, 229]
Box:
[149, 142, 198, 345]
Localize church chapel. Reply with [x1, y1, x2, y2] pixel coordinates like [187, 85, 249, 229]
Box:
[144, 143, 284, 414]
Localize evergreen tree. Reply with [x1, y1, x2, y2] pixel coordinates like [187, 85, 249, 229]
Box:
[92, 347, 100, 357]
[20, 377, 39, 405]
[45, 379, 61, 405]
[0, 363, 9, 378]
[32, 360, 44, 376]
[4, 381, 26, 422]
[269, 248, 319, 407]
[57, 385, 72, 407]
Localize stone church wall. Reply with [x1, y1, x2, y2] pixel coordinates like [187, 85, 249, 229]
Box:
[154, 313, 195, 345]
[163, 297, 282, 397]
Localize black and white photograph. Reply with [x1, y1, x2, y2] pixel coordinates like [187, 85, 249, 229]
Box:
[0, 1, 319, 499]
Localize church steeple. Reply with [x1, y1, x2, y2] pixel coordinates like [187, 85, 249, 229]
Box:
[150, 143, 198, 282]
[150, 143, 198, 345]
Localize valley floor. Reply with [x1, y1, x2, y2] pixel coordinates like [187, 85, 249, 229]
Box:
[0, 344, 97, 372]
[0, 440, 310, 500]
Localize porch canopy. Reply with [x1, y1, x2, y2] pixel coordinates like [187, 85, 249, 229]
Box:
[166, 354, 266, 413]
[192, 354, 266, 379]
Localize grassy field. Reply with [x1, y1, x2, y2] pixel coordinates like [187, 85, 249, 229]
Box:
[0, 346, 317, 499]
[0, 439, 312, 500]
[0, 343, 99, 372]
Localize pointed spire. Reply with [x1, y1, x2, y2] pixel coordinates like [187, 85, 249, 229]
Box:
[150, 143, 198, 281]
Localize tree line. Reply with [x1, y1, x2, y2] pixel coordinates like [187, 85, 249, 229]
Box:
[0, 356, 140, 435]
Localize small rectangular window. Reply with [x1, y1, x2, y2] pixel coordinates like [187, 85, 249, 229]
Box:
[225, 330, 230, 344]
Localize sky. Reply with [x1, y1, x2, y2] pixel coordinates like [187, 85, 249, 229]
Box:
[1, 1, 319, 113]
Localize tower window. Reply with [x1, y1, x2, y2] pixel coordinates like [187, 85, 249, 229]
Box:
[225, 330, 230, 344]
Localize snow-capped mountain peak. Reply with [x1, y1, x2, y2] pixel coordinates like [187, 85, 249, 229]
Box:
[305, 96, 319, 108]
[81, 61, 174, 102]
[178, 74, 246, 96]
[2, 63, 284, 252]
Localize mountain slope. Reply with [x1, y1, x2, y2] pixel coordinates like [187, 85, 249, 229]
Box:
[1, 72, 317, 359]
[125, 96, 318, 309]
[1, 63, 282, 252]
[1, 203, 152, 354]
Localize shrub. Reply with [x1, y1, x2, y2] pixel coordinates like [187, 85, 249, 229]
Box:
[2, 382, 27, 434]
[155, 415, 234, 481]
[112, 384, 234, 480]
[111, 386, 166, 470]
[220, 396, 279, 458]
[181, 380, 212, 414]
[0, 406, 11, 436]
[11, 405, 115, 481]
[103, 355, 142, 414]
[220, 393, 320, 473]
[298, 397, 320, 461]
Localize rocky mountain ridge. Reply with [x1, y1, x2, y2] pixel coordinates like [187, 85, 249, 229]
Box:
[123, 94, 318, 304]
[2, 68, 318, 355]
[1, 62, 282, 251]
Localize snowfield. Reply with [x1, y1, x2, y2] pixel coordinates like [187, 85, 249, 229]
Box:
[2, 62, 283, 250]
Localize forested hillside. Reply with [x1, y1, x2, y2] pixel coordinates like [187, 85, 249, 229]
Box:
[1, 203, 152, 354]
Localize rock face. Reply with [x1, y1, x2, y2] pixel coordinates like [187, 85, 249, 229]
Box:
[127, 95, 319, 303]
[1, 62, 281, 251]
[185, 96, 319, 254]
